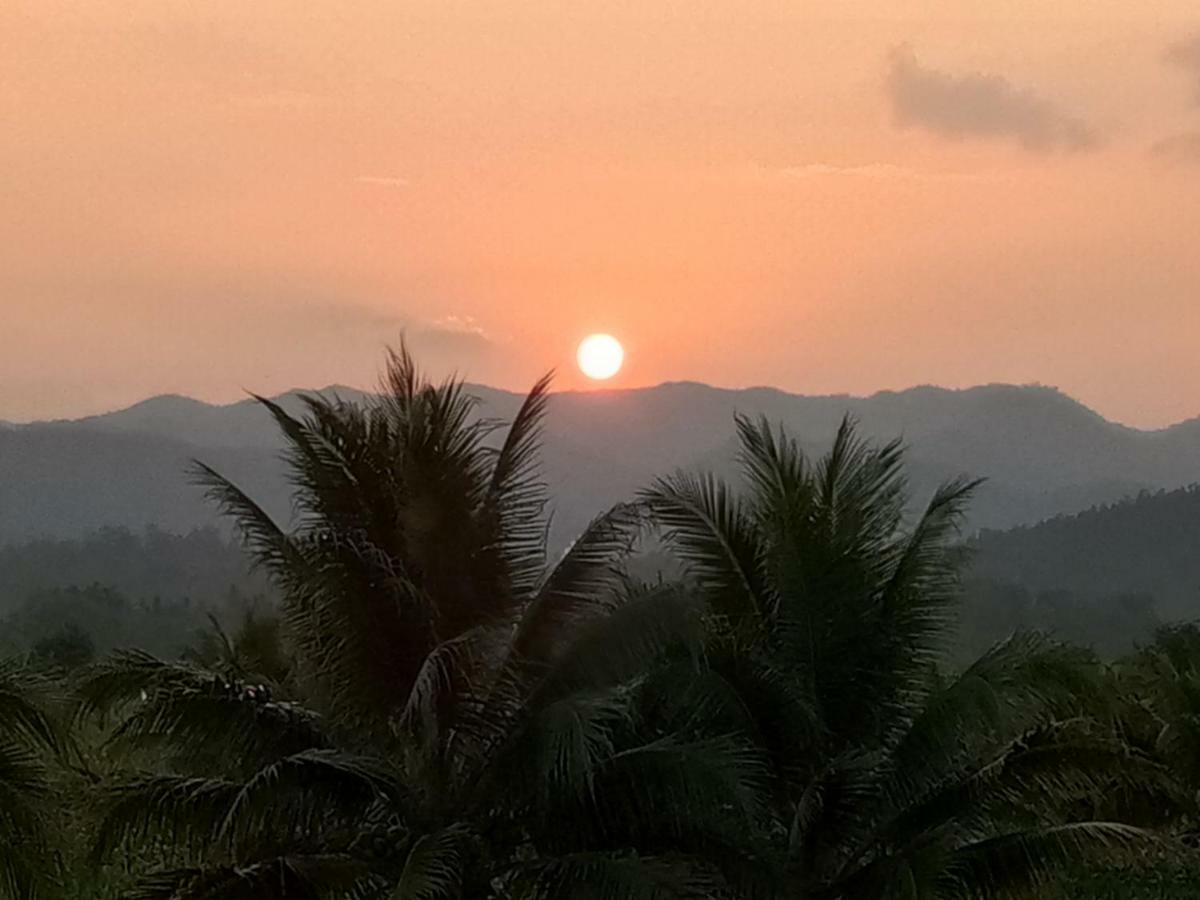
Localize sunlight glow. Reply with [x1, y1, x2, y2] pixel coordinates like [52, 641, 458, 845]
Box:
[576, 334, 624, 381]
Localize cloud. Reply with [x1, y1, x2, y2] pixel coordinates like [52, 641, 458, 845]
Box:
[258, 300, 493, 359]
[1166, 35, 1200, 105]
[1150, 132, 1200, 164]
[415, 315, 494, 353]
[885, 46, 1098, 153]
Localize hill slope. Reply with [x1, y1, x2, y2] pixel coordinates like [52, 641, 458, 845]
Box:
[3, 381, 1199, 546]
[962, 485, 1200, 655]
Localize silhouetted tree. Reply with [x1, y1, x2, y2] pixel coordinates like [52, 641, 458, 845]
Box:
[79, 344, 759, 899]
[643, 415, 1162, 899]
[32, 623, 96, 671]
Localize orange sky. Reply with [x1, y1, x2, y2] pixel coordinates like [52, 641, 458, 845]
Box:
[3, 1, 1200, 426]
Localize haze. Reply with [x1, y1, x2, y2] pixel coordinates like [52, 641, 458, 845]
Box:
[3, 1, 1199, 426]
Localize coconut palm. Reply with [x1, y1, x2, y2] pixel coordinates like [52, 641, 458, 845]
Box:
[643, 414, 1166, 899]
[0, 660, 63, 899]
[79, 344, 766, 900]
[1112, 623, 1200, 814]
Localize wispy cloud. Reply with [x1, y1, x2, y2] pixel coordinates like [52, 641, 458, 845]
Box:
[885, 46, 1098, 153]
[427, 315, 489, 338]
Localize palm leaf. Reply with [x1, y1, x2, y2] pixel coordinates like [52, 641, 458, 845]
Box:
[641, 472, 771, 629]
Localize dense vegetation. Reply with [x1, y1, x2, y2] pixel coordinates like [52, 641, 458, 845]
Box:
[2, 345, 1199, 898]
[0, 527, 266, 660]
[961, 486, 1200, 655]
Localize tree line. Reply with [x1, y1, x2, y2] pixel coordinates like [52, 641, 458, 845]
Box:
[3, 344, 1200, 899]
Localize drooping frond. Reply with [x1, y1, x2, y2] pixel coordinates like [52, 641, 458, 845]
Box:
[215, 749, 405, 853]
[893, 632, 1103, 793]
[875, 476, 982, 662]
[510, 503, 646, 669]
[935, 822, 1153, 899]
[472, 585, 708, 809]
[881, 720, 1170, 854]
[509, 852, 722, 900]
[95, 750, 403, 864]
[641, 472, 771, 630]
[585, 735, 773, 848]
[392, 825, 473, 900]
[78, 650, 327, 773]
[122, 854, 387, 900]
[531, 583, 706, 703]
[0, 663, 58, 900]
[93, 775, 244, 863]
[0, 661, 63, 753]
[483, 371, 554, 597]
[488, 683, 638, 812]
[190, 462, 299, 580]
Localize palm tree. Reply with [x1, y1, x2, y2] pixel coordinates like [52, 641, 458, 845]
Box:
[0, 659, 63, 899]
[79, 344, 765, 899]
[643, 414, 1165, 899]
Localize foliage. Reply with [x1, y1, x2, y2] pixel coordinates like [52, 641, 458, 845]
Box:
[0, 660, 64, 899]
[32, 623, 96, 672]
[960, 579, 1161, 660]
[4, 345, 1198, 899]
[1, 582, 265, 662]
[643, 414, 1168, 899]
[0, 526, 266, 616]
[963, 485, 1200, 654]
[78, 343, 761, 899]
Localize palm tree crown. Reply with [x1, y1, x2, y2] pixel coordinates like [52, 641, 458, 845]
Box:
[643, 415, 1162, 899]
[80, 345, 762, 899]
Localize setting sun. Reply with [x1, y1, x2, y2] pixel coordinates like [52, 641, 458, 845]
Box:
[576, 334, 624, 381]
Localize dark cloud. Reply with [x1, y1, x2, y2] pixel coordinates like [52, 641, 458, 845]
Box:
[1150, 132, 1200, 165]
[1166, 35, 1200, 105]
[886, 46, 1098, 153]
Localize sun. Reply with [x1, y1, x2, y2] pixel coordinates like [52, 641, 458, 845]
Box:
[577, 333, 624, 381]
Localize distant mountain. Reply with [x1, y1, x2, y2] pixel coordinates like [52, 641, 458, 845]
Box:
[2, 381, 1199, 547]
[968, 484, 1200, 620]
[960, 484, 1200, 655]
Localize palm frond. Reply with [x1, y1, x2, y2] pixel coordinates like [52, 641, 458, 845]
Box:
[483, 372, 554, 597]
[392, 825, 473, 900]
[936, 822, 1152, 899]
[509, 852, 721, 900]
[641, 472, 771, 629]
[122, 854, 386, 900]
[893, 632, 1103, 792]
[0, 661, 64, 753]
[79, 651, 327, 772]
[588, 735, 774, 847]
[510, 503, 647, 669]
[93, 774, 243, 863]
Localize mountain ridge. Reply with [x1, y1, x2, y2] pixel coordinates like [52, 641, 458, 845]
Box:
[23, 380, 1199, 437]
[3, 380, 1200, 547]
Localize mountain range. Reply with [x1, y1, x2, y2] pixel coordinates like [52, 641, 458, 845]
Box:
[2, 381, 1199, 547]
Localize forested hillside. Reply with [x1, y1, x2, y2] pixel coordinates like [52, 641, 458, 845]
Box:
[0, 527, 266, 659]
[962, 486, 1200, 655]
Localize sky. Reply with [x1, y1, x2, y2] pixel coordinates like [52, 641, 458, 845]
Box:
[2, 1, 1199, 427]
